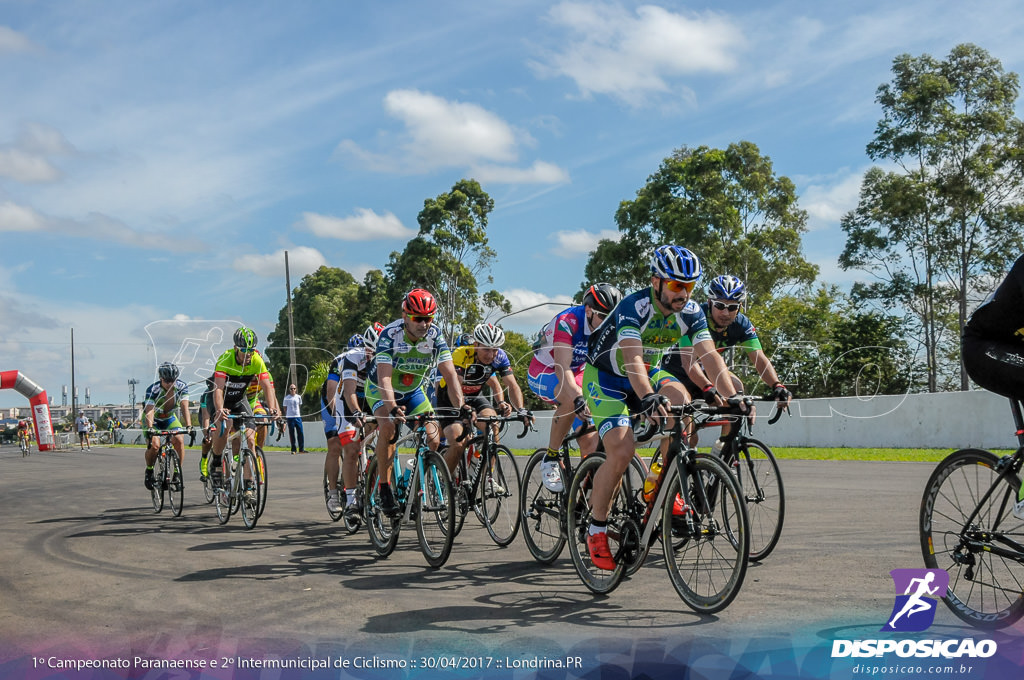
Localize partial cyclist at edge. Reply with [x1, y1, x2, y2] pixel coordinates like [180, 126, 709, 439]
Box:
[583, 245, 745, 571]
[961, 253, 1024, 519]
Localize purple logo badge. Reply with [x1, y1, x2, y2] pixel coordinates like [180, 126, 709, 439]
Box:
[882, 568, 949, 632]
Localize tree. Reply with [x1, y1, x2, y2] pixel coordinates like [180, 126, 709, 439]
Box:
[584, 142, 818, 306]
[841, 43, 1024, 390]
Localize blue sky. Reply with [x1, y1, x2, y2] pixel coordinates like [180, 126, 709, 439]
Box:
[2, 0, 1023, 407]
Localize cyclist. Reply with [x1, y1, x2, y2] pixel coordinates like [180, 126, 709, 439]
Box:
[961, 253, 1024, 519]
[323, 322, 384, 518]
[197, 376, 216, 481]
[17, 419, 31, 452]
[440, 322, 533, 478]
[141, 362, 194, 490]
[210, 327, 280, 500]
[528, 282, 622, 491]
[662, 274, 791, 450]
[583, 245, 744, 570]
[366, 288, 469, 517]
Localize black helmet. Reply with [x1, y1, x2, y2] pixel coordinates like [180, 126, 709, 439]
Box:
[158, 362, 180, 382]
[233, 326, 258, 351]
[582, 282, 623, 313]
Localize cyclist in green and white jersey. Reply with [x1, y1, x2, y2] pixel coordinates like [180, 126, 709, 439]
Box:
[142, 362, 194, 490]
[583, 245, 743, 570]
[365, 288, 469, 517]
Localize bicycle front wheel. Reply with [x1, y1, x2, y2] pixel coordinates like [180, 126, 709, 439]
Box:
[416, 451, 455, 568]
[255, 446, 268, 518]
[566, 453, 627, 595]
[151, 456, 166, 513]
[364, 455, 400, 558]
[239, 449, 263, 530]
[520, 449, 567, 564]
[920, 448, 1024, 629]
[662, 452, 749, 614]
[481, 445, 522, 546]
[214, 456, 233, 524]
[167, 450, 184, 517]
[733, 438, 784, 561]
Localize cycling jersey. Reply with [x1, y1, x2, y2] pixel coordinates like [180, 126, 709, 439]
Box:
[367, 320, 452, 396]
[143, 378, 190, 420]
[213, 349, 271, 406]
[662, 304, 762, 381]
[439, 346, 512, 396]
[340, 347, 372, 392]
[963, 254, 1024, 400]
[531, 305, 593, 371]
[964, 254, 1024, 345]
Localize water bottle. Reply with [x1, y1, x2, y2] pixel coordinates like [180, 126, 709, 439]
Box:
[399, 458, 414, 489]
[643, 462, 663, 502]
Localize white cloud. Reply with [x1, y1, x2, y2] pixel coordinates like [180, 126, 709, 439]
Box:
[552, 228, 621, 256]
[232, 246, 327, 278]
[0, 149, 61, 183]
[800, 168, 868, 230]
[16, 122, 76, 155]
[498, 287, 578, 334]
[0, 26, 37, 54]
[0, 201, 47, 231]
[298, 208, 415, 241]
[533, 2, 744, 105]
[472, 161, 570, 185]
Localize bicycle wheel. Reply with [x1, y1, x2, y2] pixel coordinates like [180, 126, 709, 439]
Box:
[662, 452, 749, 614]
[566, 453, 628, 594]
[324, 470, 344, 522]
[214, 456, 233, 524]
[451, 454, 470, 538]
[480, 445, 521, 546]
[364, 455, 400, 558]
[253, 446, 268, 517]
[151, 455, 166, 513]
[167, 449, 184, 517]
[920, 448, 1024, 629]
[202, 457, 216, 505]
[239, 449, 263, 530]
[732, 438, 784, 561]
[416, 451, 456, 568]
[520, 449, 568, 564]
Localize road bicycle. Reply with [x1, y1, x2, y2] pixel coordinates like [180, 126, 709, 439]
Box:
[919, 396, 1024, 629]
[649, 395, 786, 562]
[450, 412, 530, 546]
[146, 428, 194, 517]
[213, 415, 270, 530]
[520, 424, 647, 565]
[364, 413, 456, 568]
[566, 400, 751, 614]
[18, 432, 31, 457]
[324, 416, 383, 533]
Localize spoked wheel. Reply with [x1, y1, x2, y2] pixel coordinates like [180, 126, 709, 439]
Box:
[662, 452, 749, 614]
[480, 445, 522, 546]
[732, 438, 784, 561]
[167, 450, 184, 517]
[151, 456, 166, 513]
[364, 455, 400, 558]
[239, 450, 263, 530]
[254, 446, 268, 518]
[520, 449, 568, 564]
[214, 456, 233, 525]
[324, 470, 344, 522]
[415, 451, 456, 568]
[920, 448, 1024, 629]
[566, 453, 628, 594]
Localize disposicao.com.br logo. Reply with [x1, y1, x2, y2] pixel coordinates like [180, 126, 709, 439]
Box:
[831, 568, 998, 660]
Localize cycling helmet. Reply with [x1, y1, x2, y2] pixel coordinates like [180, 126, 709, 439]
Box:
[473, 323, 506, 348]
[453, 332, 473, 348]
[582, 282, 623, 313]
[347, 334, 365, 349]
[233, 326, 258, 351]
[650, 245, 702, 282]
[158, 362, 180, 382]
[707, 274, 746, 302]
[362, 322, 384, 346]
[402, 288, 437, 316]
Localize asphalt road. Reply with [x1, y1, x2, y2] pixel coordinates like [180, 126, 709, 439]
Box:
[1, 442, 1018, 676]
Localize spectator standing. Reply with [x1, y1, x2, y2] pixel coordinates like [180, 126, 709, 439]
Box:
[283, 384, 307, 454]
[75, 413, 91, 451]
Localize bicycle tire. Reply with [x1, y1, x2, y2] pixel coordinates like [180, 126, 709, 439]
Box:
[520, 449, 568, 564]
[214, 456, 233, 524]
[732, 438, 785, 561]
[479, 444, 522, 546]
[920, 448, 1024, 629]
[150, 455, 165, 513]
[451, 453, 470, 538]
[239, 449, 262, 530]
[662, 452, 749, 614]
[566, 453, 628, 594]
[167, 449, 184, 517]
[202, 457, 216, 505]
[415, 450, 456, 568]
[254, 446, 268, 518]
[364, 455, 400, 558]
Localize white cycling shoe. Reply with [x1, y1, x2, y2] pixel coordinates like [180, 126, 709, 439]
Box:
[540, 459, 563, 492]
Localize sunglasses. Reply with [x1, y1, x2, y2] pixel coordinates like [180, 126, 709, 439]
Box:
[591, 310, 608, 321]
[409, 315, 434, 323]
[663, 279, 696, 293]
[712, 301, 741, 312]
[235, 347, 255, 354]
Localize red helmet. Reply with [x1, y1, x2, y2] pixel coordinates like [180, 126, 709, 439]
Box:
[403, 288, 437, 316]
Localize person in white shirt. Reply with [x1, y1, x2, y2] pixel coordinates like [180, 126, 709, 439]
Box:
[282, 384, 307, 454]
[75, 414, 91, 451]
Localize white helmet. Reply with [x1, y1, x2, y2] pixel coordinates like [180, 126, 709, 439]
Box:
[473, 323, 505, 348]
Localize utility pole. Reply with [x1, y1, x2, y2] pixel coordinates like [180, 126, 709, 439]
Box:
[70, 328, 77, 423]
[285, 250, 298, 389]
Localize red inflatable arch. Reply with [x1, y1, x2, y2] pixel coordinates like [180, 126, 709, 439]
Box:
[1, 370, 55, 451]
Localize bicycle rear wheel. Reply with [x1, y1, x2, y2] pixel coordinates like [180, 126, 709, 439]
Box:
[566, 453, 627, 594]
[662, 452, 749, 614]
[255, 446, 268, 518]
[167, 449, 184, 517]
[920, 448, 1024, 629]
[733, 438, 784, 561]
[202, 458, 216, 505]
[151, 456, 166, 513]
[416, 451, 456, 568]
[520, 449, 567, 564]
[481, 445, 521, 546]
[239, 449, 263, 529]
[364, 455, 400, 558]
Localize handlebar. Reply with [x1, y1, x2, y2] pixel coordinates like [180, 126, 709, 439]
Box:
[471, 412, 536, 440]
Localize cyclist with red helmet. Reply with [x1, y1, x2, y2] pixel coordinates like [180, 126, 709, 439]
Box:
[365, 289, 469, 517]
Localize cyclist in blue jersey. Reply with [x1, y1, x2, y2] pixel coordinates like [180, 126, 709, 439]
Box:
[142, 362, 194, 490]
[583, 246, 744, 570]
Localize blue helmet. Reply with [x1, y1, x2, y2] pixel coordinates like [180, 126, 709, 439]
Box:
[707, 274, 746, 302]
[347, 334, 365, 349]
[650, 245, 701, 282]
